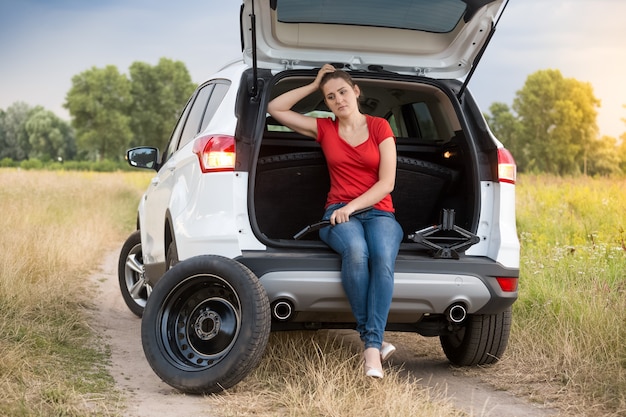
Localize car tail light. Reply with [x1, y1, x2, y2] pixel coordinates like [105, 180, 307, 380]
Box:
[496, 277, 518, 292]
[193, 135, 236, 173]
[497, 148, 516, 184]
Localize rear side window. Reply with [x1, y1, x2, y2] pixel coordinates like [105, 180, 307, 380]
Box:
[199, 82, 230, 132]
[179, 84, 214, 149]
[393, 101, 440, 142]
[276, 0, 466, 33]
[387, 114, 400, 137]
[179, 81, 231, 150]
[412, 102, 438, 140]
[163, 97, 193, 162]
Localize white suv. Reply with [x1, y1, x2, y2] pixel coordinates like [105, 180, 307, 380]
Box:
[119, 0, 519, 394]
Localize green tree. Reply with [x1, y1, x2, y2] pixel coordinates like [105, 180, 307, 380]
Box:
[129, 57, 196, 149]
[485, 102, 526, 171]
[64, 65, 132, 161]
[25, 107, 76, 161]
[513, 69, 600, 175]
[586, 135, 622, 176]
[0, 102, 33, 160]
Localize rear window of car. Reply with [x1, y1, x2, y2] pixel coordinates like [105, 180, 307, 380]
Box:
[276, 0, 466, 33]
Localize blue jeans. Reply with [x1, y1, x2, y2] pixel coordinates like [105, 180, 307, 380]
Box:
[319, 203, 403, 350]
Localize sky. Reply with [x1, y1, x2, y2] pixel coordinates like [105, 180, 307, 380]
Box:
[1, 0, 625, 139]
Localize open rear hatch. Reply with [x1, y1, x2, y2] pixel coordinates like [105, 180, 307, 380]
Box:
[241, 0, 507, 83]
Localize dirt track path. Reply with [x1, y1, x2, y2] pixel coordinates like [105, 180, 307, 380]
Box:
[392, 344, 557, 417]
[90, 250, 558, 417]
[91, 250, 211, 416]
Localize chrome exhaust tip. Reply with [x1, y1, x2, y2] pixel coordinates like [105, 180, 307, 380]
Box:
[446, 303, 467, 323]
[272, 300, 294, 321]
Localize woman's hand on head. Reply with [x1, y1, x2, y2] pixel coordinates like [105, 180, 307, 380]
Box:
[267, 64, 336, 139]
[314, 64, 336, 88]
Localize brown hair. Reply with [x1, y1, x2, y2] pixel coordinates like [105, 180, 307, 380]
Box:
[319, 70, 356, 92]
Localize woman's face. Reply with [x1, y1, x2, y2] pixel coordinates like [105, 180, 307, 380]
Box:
[322, 77, 360, 117]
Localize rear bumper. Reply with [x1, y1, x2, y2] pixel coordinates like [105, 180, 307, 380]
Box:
[237, 250, 518, 320]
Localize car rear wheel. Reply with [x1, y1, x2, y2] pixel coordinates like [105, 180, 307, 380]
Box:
[141, 255, 271, 394]
[440, 307, 512, 366]
[117, 230, 151, 317]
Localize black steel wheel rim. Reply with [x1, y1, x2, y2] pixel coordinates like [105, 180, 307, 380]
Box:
[157, 274, 241, 371]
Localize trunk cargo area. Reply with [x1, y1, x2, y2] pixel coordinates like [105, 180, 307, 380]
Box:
[252, 74, 478, 246]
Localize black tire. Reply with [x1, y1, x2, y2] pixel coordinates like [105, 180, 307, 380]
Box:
[165, 239, 179, 270]
[440, 307, 512, 366]
[141, 255, 271, 394]
[117, 230, 150, 317]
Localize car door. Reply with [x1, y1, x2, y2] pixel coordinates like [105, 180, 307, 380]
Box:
[140, 84, 215, 266]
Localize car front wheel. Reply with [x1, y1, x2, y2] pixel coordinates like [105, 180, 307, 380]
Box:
[117, 230, 151, 317]
[141, 255, 271, 394]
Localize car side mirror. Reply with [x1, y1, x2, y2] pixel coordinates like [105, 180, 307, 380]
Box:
[126, 147, 160, 171]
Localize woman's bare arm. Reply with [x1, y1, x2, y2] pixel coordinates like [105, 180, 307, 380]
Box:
[267, 65, 335, 138]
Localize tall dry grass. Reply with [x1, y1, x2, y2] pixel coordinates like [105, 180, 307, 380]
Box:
[208, 331, 462, 417]
[0, 169, 467, 417]
[0, 168, 149, 416]
[3, 168, 625, 416]
[483, 175, 626, 416]
[0, 169, 465, 417]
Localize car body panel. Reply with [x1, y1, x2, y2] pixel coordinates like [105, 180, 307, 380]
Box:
[486, 182, 520, 267]
[237, 251, 517, 320]
[259, 270, 491, 315]
[140, 152, 179, 265]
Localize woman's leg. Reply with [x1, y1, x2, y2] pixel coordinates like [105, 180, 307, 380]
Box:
[361, 210, 403, 349]
[320, 206, 403, 350]
[319, 213, 370, 343]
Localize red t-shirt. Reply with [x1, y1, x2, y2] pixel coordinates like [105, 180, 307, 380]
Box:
[316, 115, 395, 212]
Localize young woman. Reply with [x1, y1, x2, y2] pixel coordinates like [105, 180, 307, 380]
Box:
[267, 64, 403, 378]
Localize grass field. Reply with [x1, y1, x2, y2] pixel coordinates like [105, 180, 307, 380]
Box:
[492, 175, 626, 415]
[0, 169, 147, 416]
[0, 169, 624, 416]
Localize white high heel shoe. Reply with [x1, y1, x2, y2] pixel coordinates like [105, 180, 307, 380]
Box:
[364, 347, 384, 379]
[380, 342, 396, 362]
[364, 365, 384, 378]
